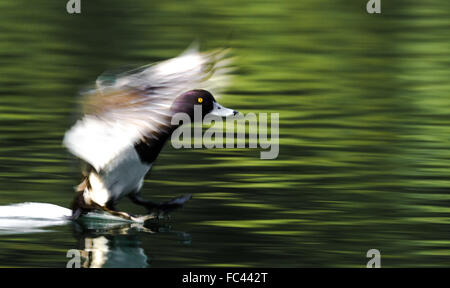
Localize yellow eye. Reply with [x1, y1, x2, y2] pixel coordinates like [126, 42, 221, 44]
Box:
[197, 97, 203, 103]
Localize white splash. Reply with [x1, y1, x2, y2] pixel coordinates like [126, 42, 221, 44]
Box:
[0, 202, 72, 219]
[0, 202, 71, 235]
[0, 202, 134, 235]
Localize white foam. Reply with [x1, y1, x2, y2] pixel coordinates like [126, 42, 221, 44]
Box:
[0, 203, 69, 235]
[0, 202, 72, 219]
[0, 202, 136, 235]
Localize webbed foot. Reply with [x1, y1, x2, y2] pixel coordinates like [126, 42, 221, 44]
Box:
[147, 194, 192, 218]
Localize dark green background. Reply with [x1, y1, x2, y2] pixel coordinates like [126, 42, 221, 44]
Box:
[0, 0, 449, 267]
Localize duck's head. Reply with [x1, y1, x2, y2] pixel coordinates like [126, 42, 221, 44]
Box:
[171, 89, 238, 120]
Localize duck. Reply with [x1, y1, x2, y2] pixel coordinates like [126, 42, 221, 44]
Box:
[63, 46, 237, 221]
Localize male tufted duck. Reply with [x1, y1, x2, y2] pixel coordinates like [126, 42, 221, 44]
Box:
[64, 47, 237, 221]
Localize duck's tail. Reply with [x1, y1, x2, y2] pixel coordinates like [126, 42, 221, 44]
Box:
[75, 176, 91, 192]
[71, 175, 93, 220]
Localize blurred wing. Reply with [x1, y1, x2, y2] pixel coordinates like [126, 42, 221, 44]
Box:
[98, 45, 234, 99]
[63, 115, 143, 172]
[64, 46, 234, 172]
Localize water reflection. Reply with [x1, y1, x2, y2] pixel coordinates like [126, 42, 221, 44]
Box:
[71, 220, 191, 268]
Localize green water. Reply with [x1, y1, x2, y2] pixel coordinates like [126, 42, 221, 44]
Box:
[0, 0, 449, 267]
